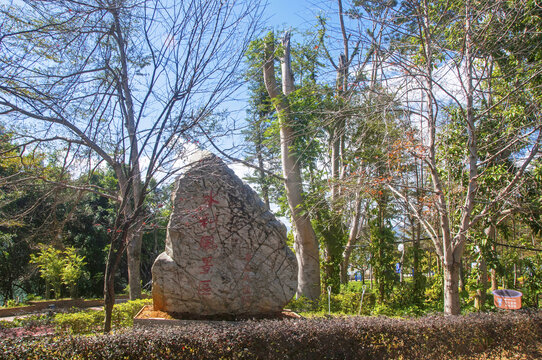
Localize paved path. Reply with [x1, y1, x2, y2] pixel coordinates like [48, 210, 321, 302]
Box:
[0, 305, 112, 322]
[0, 298, 134, 322]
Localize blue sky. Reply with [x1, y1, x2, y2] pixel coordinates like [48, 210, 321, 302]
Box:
[265, 0, 319, 30]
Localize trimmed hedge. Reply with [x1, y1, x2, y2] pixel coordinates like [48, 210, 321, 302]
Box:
[0, 299, 152, 335]
[1, 310, 541, 359]
[53, 298, 151, 334]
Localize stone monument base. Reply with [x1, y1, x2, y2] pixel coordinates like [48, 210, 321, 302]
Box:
[133, 305, 302, 328]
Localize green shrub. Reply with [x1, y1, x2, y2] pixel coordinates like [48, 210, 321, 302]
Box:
[53, 298, 151, 334]
[328, 292, 376, 315]
[286, 296, 319, 312]
[110, 298, 151, 329]
[0, 320, 17, 329]
[25, 294, 43, 302]
[54, 310, 104, 334]
[1, 299, 19, 308]
[288, 291, 376, 315]
[341, 281, 367, 293]
[425, 273, 444, 310]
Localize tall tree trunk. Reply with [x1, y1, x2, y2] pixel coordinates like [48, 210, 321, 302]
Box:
[422, 0, 475, 315]
[412, 220, 424, 299]
[474, 258, 487, 310]
[103, 270, 115, 333]
[491, 267, 497, 292]
[327, 0, 354, 292]
[330, 0, 349, 201]
[340, 188, 364, 284]
[459, 260, 465, 292]
[340, 249, 352, 284]
[255, 129, 270, 209]
[103, 229, 126, 333]
[263, 32, 320, 300]
[113, 9, 143, 301]
[127, 227, 143, 299]
[484, 223, 499, 292]
[412, 157, 424, 299]
[443, 260, 461, 315]
[103, 243, 117, 333]
[369, 265, 373, 289]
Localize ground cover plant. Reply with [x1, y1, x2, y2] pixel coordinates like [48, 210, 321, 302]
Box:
[0, 310, 540, 359]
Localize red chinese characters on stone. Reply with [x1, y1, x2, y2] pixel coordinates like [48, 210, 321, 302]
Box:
[197, 213, 216, 229]
[244, 253, 252, 263]
[200, 256, 213, 274]
[204, 190, 219, 208]
[196, 189, 221, 297]
[199, 235, 217, 251]
[198, 280, 212, 296]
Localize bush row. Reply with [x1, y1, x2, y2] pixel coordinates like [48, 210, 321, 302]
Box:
[1, 309, 540, 359]
[0, 299, 151, 335]
[53, 298, 151, 334]
[287, 292, 376, 315]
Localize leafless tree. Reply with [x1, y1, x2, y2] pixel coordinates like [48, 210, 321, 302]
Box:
[1, 0, 263, 332]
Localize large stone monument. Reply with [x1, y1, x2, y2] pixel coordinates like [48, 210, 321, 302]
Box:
[152, 151, 297, 316]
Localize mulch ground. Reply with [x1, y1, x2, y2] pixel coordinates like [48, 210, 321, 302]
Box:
[136, 305, 301, 321]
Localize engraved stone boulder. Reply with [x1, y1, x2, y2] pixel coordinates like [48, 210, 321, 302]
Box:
[151, 151, 298, 316]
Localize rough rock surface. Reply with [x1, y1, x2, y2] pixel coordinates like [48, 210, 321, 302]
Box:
[152, 151, 297, 316]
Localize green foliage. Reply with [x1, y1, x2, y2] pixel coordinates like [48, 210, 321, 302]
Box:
[53, 310, 104, 335]
[0, 299, 21, 308]
[0, 232, 30, 304]
[61, 248, 87, 298]
[62, 168, 119, 297]
[313, 206, 346, 294]
[53, 298, 151, 334]
[425, 270, 444, 311]
[0, 131, 66, 303]
[0, 299, 150, 335]
[30, 245, 87, 299]
[288, 284, 381, 316]
[521, 161, 542, 236]
[287, 290, 376, 316]
[30, 246, 64, 300]
[521, 254, 542, 307]
[286, 295, 320, 313]
[369, 221, 397, 304]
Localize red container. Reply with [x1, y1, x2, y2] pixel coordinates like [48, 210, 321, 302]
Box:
[492, 289, 522, 310]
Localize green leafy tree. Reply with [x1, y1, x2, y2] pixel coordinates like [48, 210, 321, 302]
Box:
[61, 247, 87, 299]
[261, 31, 322, 300]
[368, 190, 398, 304]
[0, 128, 73, 302]
[0, 232, 30, 304]
[521, 254, 542, 307]
[63, 169, 117, 297]
[30, 246, 64, 300]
